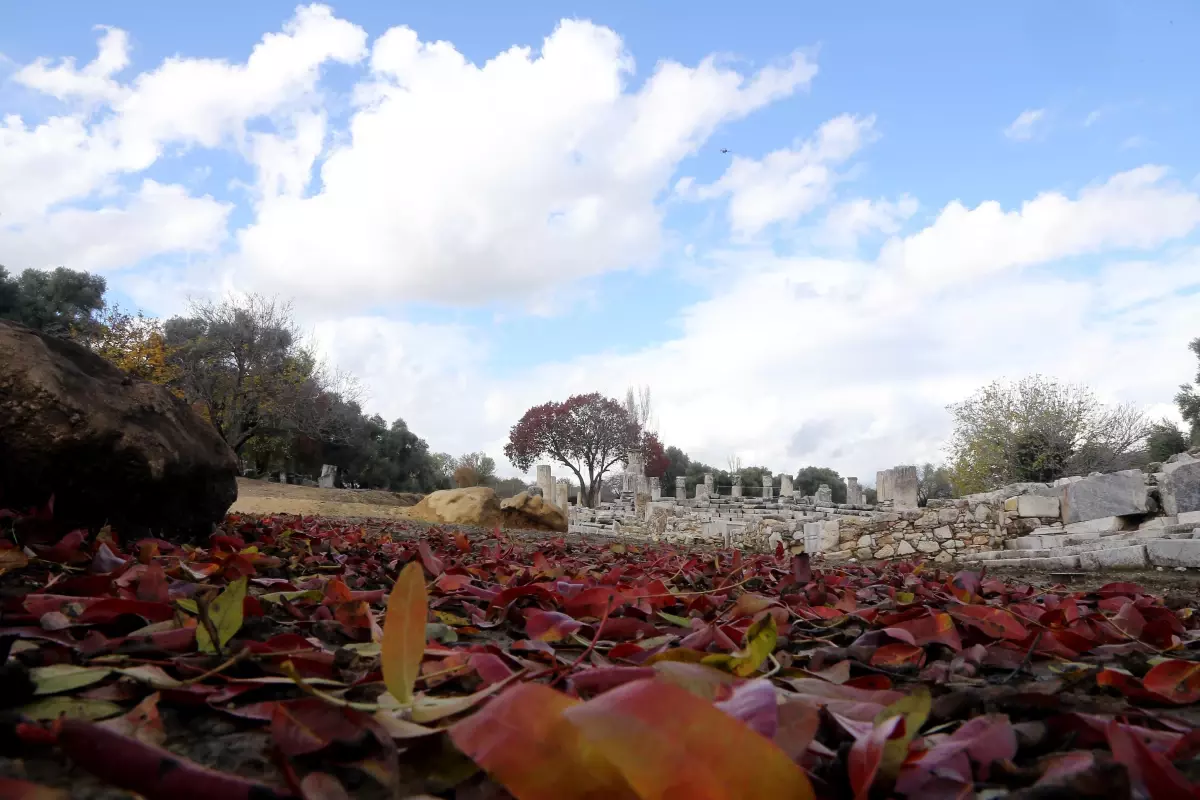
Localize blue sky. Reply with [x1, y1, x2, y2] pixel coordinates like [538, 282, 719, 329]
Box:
[3, 2, 1199, 481]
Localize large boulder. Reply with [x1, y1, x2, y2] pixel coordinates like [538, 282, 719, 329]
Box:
[1161, 456, 1200, 518]
[0, 321, 238, 539]
[1058, 470, 1148, 524]
[407, 487, 567, 533]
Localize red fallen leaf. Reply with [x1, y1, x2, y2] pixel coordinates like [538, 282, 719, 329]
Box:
[713, 678, 778, 738]
[56, 718, 292, 799]
[883, 611, 962, 651]
[562, 678, 815, 800]
[792, 553, 812, 585]
[469, 653, 516, 686]
[78, 598, 175, 624]
[136, 563, 170, 603]
[416, 540, 444, 577]
[946, 604, 1028, 641]
[490, 584, 561, 614]
[870, 643, 927, 668]
[449, 682, 637, 800]
[1110, 601, 1147, 640]
[454, 531, 471, 553]
[1141, 659, 1200, 704]
[848, 715, 903, 800]
[1106, 719, 1197, 800]
[1094, 582, 1148, 599]
[947, 570, 982, 603]
[0, 776, 67, 799]
[570, 666, 657, 693]
[727, 592, 775, 620]
[564, 587, 622, 619]
[434, 572, 473, 592]
[525, 610, 584, 642]
[595, 617, 660, 640]
[270, 698, 368, 756]
[99, 692, 166, 746]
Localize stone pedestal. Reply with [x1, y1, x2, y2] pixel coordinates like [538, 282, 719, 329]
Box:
[893, 466, 918, 510]
[703, 472, 714, 498]
[803, 521, 824, 554]
[650, 476, 661, 501]
[877, 469, 895, 503]
[731, 475, 743, 498]
[695, 482, 710, 501]
[536, 465, 553, 505]
[556, 482, 569, 511]
[675, 476, 686, 502]
[318, 464, 337, 489]
[780, 475, 793, 498]
[762, 476, 773, 500]
[846, 476, 861, 505]
[816, 483, 832, 504]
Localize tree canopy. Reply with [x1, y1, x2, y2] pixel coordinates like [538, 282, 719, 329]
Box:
[1178, 337, 1200, 445]
[0, 265, 107, 339]
[946, 375, 1150, 494]
[504, 392, 640, 507]
[793, 466, 846, 503]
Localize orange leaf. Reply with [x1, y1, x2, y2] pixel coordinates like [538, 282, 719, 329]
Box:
[562, 678, 815, 800]
[947, 605, 1029, 641]
[1141, 659, 1200, 705]
[848, 715, 903, 800]
[869, 643, 927, 668]
[449, 682, 636, 800]
[382, 561, 427, 705]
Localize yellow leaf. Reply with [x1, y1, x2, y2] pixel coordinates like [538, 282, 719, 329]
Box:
[896, 592, 915, 605]
[29, 665, 112, 696]
[873, 685, 931, 779]
[701, 614, 778, 677]
[382, 561, 427, 706]
[0, 547, 29, 576]
[196, 576, 248, 654]
[19, 696, 123, 721]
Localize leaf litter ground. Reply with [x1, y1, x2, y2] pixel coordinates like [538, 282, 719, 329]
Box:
[1, 509, 1198, 799]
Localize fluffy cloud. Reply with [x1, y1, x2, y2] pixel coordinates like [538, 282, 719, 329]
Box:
[690, 114, 876, 238]
[814, 195, 918, 250]
[1004, 108, 1045, 141]
[234, 20, 817, 306]
[878, 166, 1200, 289]
[0, 181, 230, 272]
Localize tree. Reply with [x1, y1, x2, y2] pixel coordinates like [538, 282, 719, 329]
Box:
[0, 266, 107, 339]
[624, 385, 655, 433]
[1177, 337, 1200, 444]
[164, 295, 348, 455]
[793, 466, 847, 503]
[455, 452, 496, 485]
[726, 455, 743, 475]
[453, 465, 482, 487]
[504, 393, 640, 508]
[642, 432, 669, 478]
[946, 375, 1151, 494]
[913, 463, 954, 506]
[90, 305, 181, 387]
[737, 466, 772, 497]
[1147, 419, 1189, 462]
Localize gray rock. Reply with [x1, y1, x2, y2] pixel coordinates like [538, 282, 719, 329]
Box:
[1146, 539, 1200, 568]
[1160, 460, 1200, 517]
[1059, 470, 1148, 524]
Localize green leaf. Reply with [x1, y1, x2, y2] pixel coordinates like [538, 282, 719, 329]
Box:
[259, 589, 323, 604]
[873, 685, 931, 779]
[196, 577, 248, 654]
[657, 611, 693, 627]
[382, 561, 427, 706]
[29, 665, 112, 696]
[701, 614, 778, 677]
[19, 696, 123, 721]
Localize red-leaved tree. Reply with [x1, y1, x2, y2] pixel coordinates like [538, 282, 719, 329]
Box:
[642, 431, 669, 478]
[503, 393, 640, 508]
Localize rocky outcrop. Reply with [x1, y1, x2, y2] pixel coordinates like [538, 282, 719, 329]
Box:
[0, 321, 238, 539]
[407, 487, 567, 533]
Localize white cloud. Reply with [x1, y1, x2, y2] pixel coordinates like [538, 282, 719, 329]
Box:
[233, 21, 817, 306]
[1084, 109, 1104, 127]
[690, 113, 876, 237]
[878, 166, 1200, 289]
[15, 25, 131, 104]
[0, 180, 230, 272]
[814, 195, 918, 250]
[1004, 108, 1045, 141]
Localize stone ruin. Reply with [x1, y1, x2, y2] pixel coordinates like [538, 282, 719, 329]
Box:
[555, 449, 1200, 571]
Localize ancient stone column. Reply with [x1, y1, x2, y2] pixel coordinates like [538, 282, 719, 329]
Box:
[816, 483, 832, 504]
[893, 465, 918, 510]
[556, 482, 569, 512]
[695, 480, 709, 501]
[846, 476, 861, 505]
[731, 475, 743, 498]
[675, 476, 686, 502]
[703, 473, 714, 497]
[780, 475, 793, 498]
[762, 475, 773, 500]
[650, 476, 661, 501]
[318, 464, 336, 488]
[536, 465, 553, 504]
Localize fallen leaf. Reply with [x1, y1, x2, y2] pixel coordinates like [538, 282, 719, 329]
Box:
[382, 561, 427, 706]
[196, 577, 248, 654]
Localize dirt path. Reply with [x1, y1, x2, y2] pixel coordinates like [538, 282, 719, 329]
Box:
[229, 478, 422, 519]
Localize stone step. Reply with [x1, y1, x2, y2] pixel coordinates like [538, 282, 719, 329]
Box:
[965, 538, 1200, 570]
[983, 529, 1200, 560]
[1004, 525, 1198, 551]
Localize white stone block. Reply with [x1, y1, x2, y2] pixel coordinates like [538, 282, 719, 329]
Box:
[1014, 495, 1060, 519]
[1180, 510, 1200, 525]
[1146, 539, 1200, 568]
[1059, 470, 1148, 523]
[1078, 545, 1148, 570]
[1063, 516, 1131, 535]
